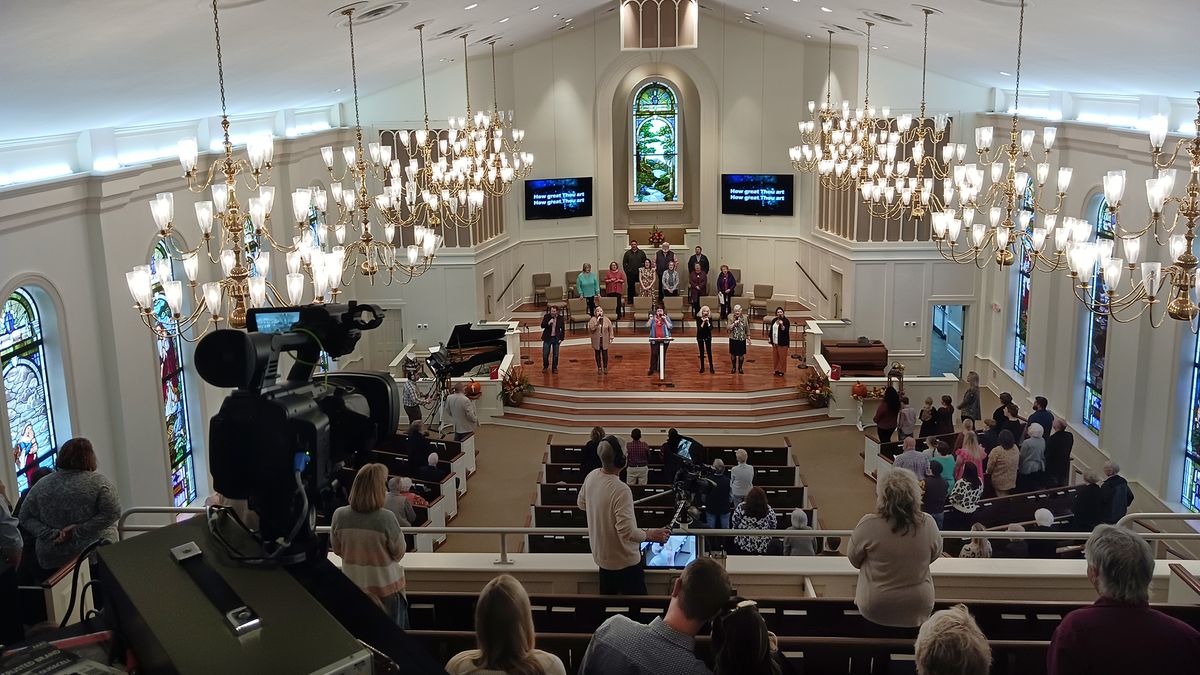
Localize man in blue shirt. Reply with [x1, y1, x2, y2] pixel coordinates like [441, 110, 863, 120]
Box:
[1027, 396, 1054, 438]
[580, 557, 731, 675]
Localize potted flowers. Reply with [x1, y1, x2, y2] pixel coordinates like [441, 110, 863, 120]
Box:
[499, 367, 533, 406]
[647, 225, 666, 248]
[800, 370, 835, 407]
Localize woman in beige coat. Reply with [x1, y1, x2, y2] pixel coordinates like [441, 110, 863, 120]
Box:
[587, 306, 616, 374]
[848, 468, 943, 627]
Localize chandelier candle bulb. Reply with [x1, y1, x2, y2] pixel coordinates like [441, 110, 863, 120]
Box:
[1142, 262, 1163, 296]
[384, 225, 395, 244]
[286, 250, 301, 275]
[1123, 237, 1142, 266]
[285, 273, 304, 305]
[1020, 129, 1036, 154]
[1103, 170, 1127, 204]
[948, 218, 963, 242]
[163, 280, 184, 316]
[342, 147, 356, 167]
[313, 188, 327, 213]
[971, 223, 986, 247]
[321, 146, 334, 168]
[178, 139, 199, 173]
[183, 252, 199, 282]
[1158, 168, 1177, 196]
[1042, 127, 1057, 150]
[1054, 228, 1071, 253]
[368, 143, 381, 164]
[149, 198, 172, 233]
[1044, 214, 1057, 231]
[255, 251, 269, 278]
[292, 189, 311, 222]
[1031, 227, 1048, 252]
[202, 282, 222, 318]
[1149, 115, 1170, 151]
[125, 267, 153, 308]
[220, 250, 236, 277]
[1147, 178, 1166, 214]
[248, 197, 266, 231]
[1057, 167, 1073, 192]
[248, 277, 266, 308]
[1170, 234, 1188, 261]
[211, 183, 229, 214]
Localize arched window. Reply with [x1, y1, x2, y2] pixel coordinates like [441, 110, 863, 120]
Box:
[150, 242, 198, 507]
[1013, 186, 1035, 376]
[3, 288, 58, 492]
[1185, 336, 1200, 512]
[1082, 197, 1115, 434]
[632, 82, 680, 203]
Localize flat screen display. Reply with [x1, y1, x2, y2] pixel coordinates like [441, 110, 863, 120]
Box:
[247, 309, 300, 334]
[642, 535, 698, 569]
[525, 177, 593, 220]
[721, 173, 795, 216]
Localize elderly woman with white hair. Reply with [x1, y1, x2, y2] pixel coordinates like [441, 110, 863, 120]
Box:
[1017, 422, 1047, 492]
[729, 449, 755, 506]
[915, 604, 991, 675]
[783, 509, 817, 556]
[1047, 525, 1200, 672]
[848, 469, 943, 627]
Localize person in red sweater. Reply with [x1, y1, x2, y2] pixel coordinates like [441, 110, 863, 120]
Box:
[1047, 525, 1200, 674]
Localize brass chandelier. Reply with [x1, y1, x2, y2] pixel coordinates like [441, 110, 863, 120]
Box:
[789, 23, 896, 193]
[857, 7, 965, 222]
[931, 0, 1076, 270]
[316, 7, 442, 289]
[126, 0, 300, 339]
[1064, 95, 1200, 327]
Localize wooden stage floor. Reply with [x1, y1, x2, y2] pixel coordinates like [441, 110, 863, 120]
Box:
[512, 340, 813, 393]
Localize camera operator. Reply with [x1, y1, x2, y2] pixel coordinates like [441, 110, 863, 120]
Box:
[577, 438, 669, 595]
[662, 428, 704, 481]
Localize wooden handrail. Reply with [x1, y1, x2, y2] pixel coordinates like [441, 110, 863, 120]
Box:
[1170, 563, 1200, 598]
[497, 263, 525, 302]
[795, 261, 829, 301]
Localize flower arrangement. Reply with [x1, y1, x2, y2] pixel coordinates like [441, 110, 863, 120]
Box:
[499, 367, 534, 406]
[800, 370, 835, 406]
[851, 382, 887, 401]
[647, 225, 666, 248]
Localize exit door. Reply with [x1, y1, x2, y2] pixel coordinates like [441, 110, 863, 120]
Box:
[930, 305, 965, 377]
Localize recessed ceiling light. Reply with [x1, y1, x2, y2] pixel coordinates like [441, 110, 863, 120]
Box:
[530, 4, 540, 10]
[871, 46, 878, 50]
[1000, 70, 1012, 76]
[564, 17, 573, 22]
[464, 3, 477, 9]
[805, 34, 813, 38]
[820, 6, 832, 11]
[331, 88, 342, 93]
[499, 16, 509, 22]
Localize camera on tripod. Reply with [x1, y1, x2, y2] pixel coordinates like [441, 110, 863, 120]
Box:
[668, 458, 718, 527]
[194, 301, 400, 564]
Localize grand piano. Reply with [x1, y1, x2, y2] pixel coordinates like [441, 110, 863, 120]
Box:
[436, 322, 510, 377]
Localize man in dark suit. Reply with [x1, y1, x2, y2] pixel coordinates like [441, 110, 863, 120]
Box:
[1100, 461, 1134, 524]
[1044, 417, 1075, 487]
[654, 242, 675, 302]
[621, 240, 648, 305]
[687, 245, 709, 275]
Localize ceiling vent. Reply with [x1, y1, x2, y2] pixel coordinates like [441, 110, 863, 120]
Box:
[210, 0, 269, 9]
[977, 0, 1028, 6]
[434, 24, 471, 39]
[862, 10, 912, 26]
[330, 2, 408, 27]
[474, 34, 501, 45]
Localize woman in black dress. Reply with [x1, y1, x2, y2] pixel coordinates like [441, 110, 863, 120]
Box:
[696, 305, 715, 373]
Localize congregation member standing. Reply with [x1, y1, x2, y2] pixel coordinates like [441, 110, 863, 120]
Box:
[654, 242, 675, 302]
[688, 262, 707, 316]
[696, 305, 715, 373]
[849, 469, 943, 628]
[768, 307, 790, 378]
[976, 417, 1000, 453]
[331, 464, 408, 628]
[576, 263, 600, 316]
[957, 371, 981, 422]
[404, 420, 431, 475]
[898, 395, 917, 440]
[624, 429, 651, 486]
[687, 245, 710, 275]
[581, 426, 605, 477]
[622, 241, 648, 306]
[730, 449, 755, 506]
[579, 558, 731, 674]
[588, 306, 615, 375]
[892, 437, 930, 479]
[727, 304, 750, 374]
[445, 382, 478, 442]
[730, 487, 777, 555]
[918, 397, 938, 438]
[716, 264, 737, 319]
[577, 441, 669, 595]
[661, 260, 681, 298]
[874, 386, 901, 443]
[949, 463, 984, 515]
[936, 395, 957, 435]
[954, 431, 986, 483]
[1047, 526, 1200, 674]
[1000, 403, 1025, 440]
[1100, 462, 1134, 524]
[992, 392, 1015, 428]
[445, 574, 567, 675]
[402, 371, 422, 423]
[1044, 418, 1075, 487]
[1, 489, 23, 645]
[1028, 396, 1054, 436]
[1017, 423, 1047, 491]
[1071, 472, 1104, 533]
[703, 459, 734, 538]
[914, 605, 992, 675]
[603, 261, 626, 318]
[646, 307, 673, 376]
[985, 430, 1020, 497]
[540, 304, 565, 373]
[638, 258, 657, 299]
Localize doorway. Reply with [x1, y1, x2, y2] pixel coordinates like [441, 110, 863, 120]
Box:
[930, 304, 965, 377]
[483, 272, 495, 320]
[830, 270, 843, 319]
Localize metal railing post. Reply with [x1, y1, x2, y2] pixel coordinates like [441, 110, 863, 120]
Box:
[495, 533, 514, 565]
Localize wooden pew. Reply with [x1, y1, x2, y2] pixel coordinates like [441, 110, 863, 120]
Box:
[548, 442, 793, 467]
[370, 449, 459, 521]
[537, 483, 808, 509]
[335, 466, 445, 550]
[943, 484, 1081, 533]
[541, 462, 799, 487]
[376, 440, 468, 496]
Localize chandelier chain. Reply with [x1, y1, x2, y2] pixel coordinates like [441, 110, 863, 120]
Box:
[920, 10, 929, 116]
[462, 35, 471, 117]
[824, 30, 833, 108]
[863, 22, 873, 109]
[1014, 0, 1025, 113]
[491, 42, 499, 112]
[418, 25, 430, 126]
[348, 9, 361, 129]
[210, 0, 228, 128]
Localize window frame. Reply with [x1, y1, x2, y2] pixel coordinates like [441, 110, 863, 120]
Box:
[1082, 197, 1114, 435]
[630, 80, 683, 209]
[1185, 334, 1200, 512]
[150, 241, 199, 507]
[3, 288, 58, 491]
[1013, 186, 1035, 376]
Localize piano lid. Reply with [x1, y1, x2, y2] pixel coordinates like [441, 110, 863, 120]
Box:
[447, 322, 508, 348]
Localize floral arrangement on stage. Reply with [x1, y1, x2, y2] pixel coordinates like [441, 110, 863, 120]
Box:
[647, 225, 666, 248]
[499, 367, 534, 406]
[801, 371, 835, 407]
[850, 382, 886, 401]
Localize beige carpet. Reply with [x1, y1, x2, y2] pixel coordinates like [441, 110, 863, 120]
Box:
[439, 426, 879, 553]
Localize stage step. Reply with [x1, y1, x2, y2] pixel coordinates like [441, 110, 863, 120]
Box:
[491, 411, 839, 435]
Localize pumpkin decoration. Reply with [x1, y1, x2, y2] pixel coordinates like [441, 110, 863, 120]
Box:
[465, 380, 483, 400]
[851, 381, 869, 399]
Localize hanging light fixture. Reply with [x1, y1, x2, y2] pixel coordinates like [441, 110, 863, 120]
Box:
[316, 7, 443, 294]
[474, 40, 533, 197]
[931, 0, 1075, 271]
[1064, 96, 1200, 327]
[857, 7, 965, 221]
[790, 24, 895, 192]
[126, 0, 296, 338]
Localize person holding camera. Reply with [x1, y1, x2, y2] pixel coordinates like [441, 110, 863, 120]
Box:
[577, 438, 670, 595]
[540, 304, 565, 374]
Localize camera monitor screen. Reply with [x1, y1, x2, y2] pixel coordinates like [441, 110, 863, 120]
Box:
[642, 534, 698, 569]
[721, 173, 794, 216]
[676, 438, 695, 463]
[247, 308, 301, 334]
[525, 177, 593, 220]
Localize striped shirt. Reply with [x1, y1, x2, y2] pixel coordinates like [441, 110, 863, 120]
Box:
[331, 506, 406, 599]
[626, 440, 651, 467]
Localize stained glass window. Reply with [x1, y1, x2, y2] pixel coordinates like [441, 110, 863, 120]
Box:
[150, 242, 198, 507]
[1014, 187, 1035, 376]
[3, 289, 57, 493]
[1185, 335, 1200, 513]
[1082, 198, 1115, 434]
[633, 82, 680, 203]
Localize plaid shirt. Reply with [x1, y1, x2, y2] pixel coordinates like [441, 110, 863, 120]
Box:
[625, 440, 651, 467]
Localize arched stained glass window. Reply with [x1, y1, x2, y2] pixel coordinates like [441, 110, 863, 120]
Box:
[1014, 186, 1035, 376]
[3, 289, 57, 493]
[633, 82, 680, 203]
[1082, 197, 1115, 434]
[150, 242, 198, 507]
[1185, 336, 1200, 512]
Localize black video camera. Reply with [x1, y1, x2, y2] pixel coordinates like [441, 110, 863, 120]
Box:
[671, 458, 717, 526]
[194, 302, 400, 564]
